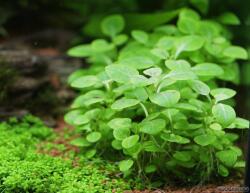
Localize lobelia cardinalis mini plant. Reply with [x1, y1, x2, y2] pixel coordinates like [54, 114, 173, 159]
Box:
[65, 9, 249, 184]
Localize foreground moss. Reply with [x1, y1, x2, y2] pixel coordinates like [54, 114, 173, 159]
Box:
[0, 116, 135, 193]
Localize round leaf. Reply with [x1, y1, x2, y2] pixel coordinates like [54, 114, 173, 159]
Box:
[131, 30, 149, 44]
[188, 80, 210, 95]
[108, 118, 132, 129]
[111, 98, 140, 110]
[194, 134, 216, 146]
[86, 132, 102, 143]
[113, 127, 130, 140]
[192, 63, 224, 76]
[119, 159, 134, 172]
[101, 14, 125, 37]
[149, 90, 180, 107]
[210, 88, 236, 102]
[122, 135, 139, 149]
[105, 64, 139, 83]
[223, 46, 248, 59]
[140, 119, 166, 135]
[212, 104, 236, 127]
[70, 75, 99, 89]
[216, 150, 238, 167]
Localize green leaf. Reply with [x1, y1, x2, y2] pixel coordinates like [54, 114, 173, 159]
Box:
[223, 46, 248, 59]
[234, 118, 249, 129]
[91, 39, 114, 52]
[177, 16, 198, 34]
[119, 159, 134, 172]
[218, 165, 229, 177]
[145, 165, 157, 173]
[86, 132, 102, 143]
[151, 48, 169, 59]
[118, 56, 154, 70]
[149, 90, 180, 107]
[143, 141, 164, 152]
[194, 134, 216, 146]
[212, 104, 236, 127]
[101, 14, 125, 37]
[163, 69, 197, 80]
[70, 138, 91, 147]
[131, 30, 148, 44]
[143, 67, 162, 77]
[210, 88, 236, 102]
[165, 60, 191, 70]
[70, 75, 99, 89]
[105, 64, 139, 83]
[112, 140, 122, 150]
[113, 34, 128, 46]
[218, 12, 240, 25]
[67, 45, 92, 57]
[108, 118, 132, 129]
[122, 135, 139, 149]
[111, 98, 140, 110]
[173, 151, 191, 162]
[216, 150, 238, 167]
[140, 119, 166, 135]
[84, 149, 97, 158]
[175, 35, 205, 57]
[161, 133, 190, 144]
[188, 80, 210, 95]
[192, 63, 224, 76]
[113, 127, 130, 140]
[190, 0, 208, 14]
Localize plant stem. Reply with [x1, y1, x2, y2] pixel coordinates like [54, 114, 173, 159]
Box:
[139, 102, 149, 117]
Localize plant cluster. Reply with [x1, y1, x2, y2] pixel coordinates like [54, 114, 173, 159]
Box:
[0, 116, 135, 193]
[66, 8, 249, 183]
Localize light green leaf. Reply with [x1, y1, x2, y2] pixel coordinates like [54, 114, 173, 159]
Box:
[149, 90, 180, 107]
[85, 149, 96, 158]
[91, 39, 114, 52]
[223, 46, 248, 59]
[70, 138, 91, 147]
[119, 159, 134, 172]
[165, 60, 191, 70]
[194, 134, 216, 146]
[108, 118, 132, 129]
[143, 141, 164, 152]
[150, 48, 169, 59]
[177, 17, 198, 34]
[145, 165, 157, 173]
[86, 132, 102, 143]
[118, 56, 154, 70]
[111, 140, 122, 150]
[173, 151, 191, 162]
[163, 69, 197, 80]
[105, 64, 139, 83]
[101, 14, 125, 37]
[175, 35, 205, 57]
[122, 135, 139, 149]
[113, 34, 128, 45]
[216, 150, 238, 167]
[140, 119, 166, 135]
[131, 30, 148, 44]
[143, 67, 162, 77]
[212, 104, 236, 127]
[210, 88, 236, 102]
[67, 45, 92, 57]
[113, 127, 130, 140]
[188, 80, 210, 95]
[111, 98, 140, 110]
[70, 75, 99, 89]
[218, 12, 240, 25]
[192, 63, 224, 76]
[161, 133, 190, 144]
[218, 165, 229, 177]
